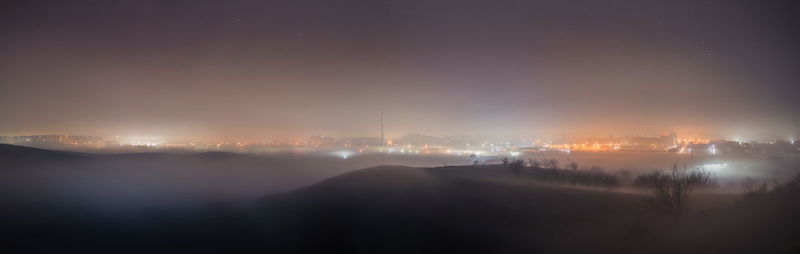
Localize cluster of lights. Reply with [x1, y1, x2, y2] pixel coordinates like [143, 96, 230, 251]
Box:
[118, 136, 165, 147]
[332, 150, 353, 159]
[11, 134, 795, 158]
[701, 163, 727, 170]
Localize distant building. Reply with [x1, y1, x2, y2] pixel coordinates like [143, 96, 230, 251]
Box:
[687, 143, 714, 154]
[0, 135, 104, 149]
[394, 134, 444, 147]
[619, 133, 678, 151]
[306, 135, 335, 147]
[337, 137, 383, 147]
[549, 133, 678, 152]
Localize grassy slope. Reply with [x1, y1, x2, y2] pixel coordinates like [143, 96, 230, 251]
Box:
[258, 165, 649, 253]
[256, 165, 799, 253]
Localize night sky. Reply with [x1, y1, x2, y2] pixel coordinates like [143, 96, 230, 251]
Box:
[1, 0, 798, 141]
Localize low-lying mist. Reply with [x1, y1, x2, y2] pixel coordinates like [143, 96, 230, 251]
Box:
[0, 150, 473, 213]
[1, 146, 797, 216]
[2, 145, 799, 253]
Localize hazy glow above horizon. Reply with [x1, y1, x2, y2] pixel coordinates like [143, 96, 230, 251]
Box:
[0, 1, 798, 141]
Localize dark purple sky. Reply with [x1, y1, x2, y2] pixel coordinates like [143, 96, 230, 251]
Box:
[1, 0, 798, 141]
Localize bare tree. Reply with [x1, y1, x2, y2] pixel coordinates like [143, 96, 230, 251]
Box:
[470, 154, 480, 165]
[741, 178, 768, 202]
[529, 158, 542, 169]
[544, 158, 560, 169]
[569, 161, 578, 170]
[509, 158, 525, 176]
[645, 164, 713, 220]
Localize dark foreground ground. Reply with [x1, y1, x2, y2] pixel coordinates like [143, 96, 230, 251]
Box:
[1, 145, 799, 253]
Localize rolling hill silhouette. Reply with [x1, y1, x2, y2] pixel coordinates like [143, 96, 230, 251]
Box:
[0, 144, 92, 166]
[255, 165, 645, 253]
[253, 164, 800, 253]
[1, 145, 797, 253]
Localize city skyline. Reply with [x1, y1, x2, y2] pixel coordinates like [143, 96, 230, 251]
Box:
[0, 111, 796, 142]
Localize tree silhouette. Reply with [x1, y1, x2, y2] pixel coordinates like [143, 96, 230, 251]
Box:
[644, 164, 713, 221]
[529, 158, 542, 169]
[509, 158, 525, 176]
[544, 158, 560, 169]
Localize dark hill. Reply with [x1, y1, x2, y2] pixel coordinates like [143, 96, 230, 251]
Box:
[0, 144, 91, 166]
[254, 165, 800, 253]
[256, 165, 645, 253]
[102, 152, 175, 160]
[1, 154, 797, 253]
[195, 151, 249, 159]
[308, 165, 439, 190]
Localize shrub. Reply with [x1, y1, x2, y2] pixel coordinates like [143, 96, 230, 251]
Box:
[543, 159, 560, 169]
[640, 164, 713, 220]
[508, 158, 525, 176]
[737, 174, 800, 206]
[568, 161, 579, 171]
[528, 158, 541, 169]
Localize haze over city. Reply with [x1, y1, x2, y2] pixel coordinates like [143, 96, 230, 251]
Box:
[1, 0, 799, 141]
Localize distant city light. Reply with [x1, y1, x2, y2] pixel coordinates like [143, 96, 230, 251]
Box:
[701, 163, 727, 170]
[332, 150, 353, 159]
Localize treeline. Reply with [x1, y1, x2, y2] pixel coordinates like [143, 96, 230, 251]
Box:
[737, 173, 800, 207]
[498, 158, 621, 187]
